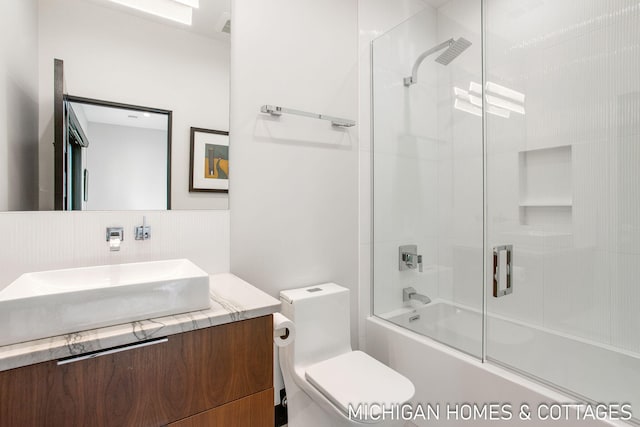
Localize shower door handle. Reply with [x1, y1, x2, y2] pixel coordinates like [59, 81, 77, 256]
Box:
[493, 245, 513, 298]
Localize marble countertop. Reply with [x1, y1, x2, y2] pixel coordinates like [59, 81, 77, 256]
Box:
[0, 273, 280, 372]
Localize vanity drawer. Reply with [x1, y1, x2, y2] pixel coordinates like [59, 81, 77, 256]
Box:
[167, 388, 273, 427]
[0, 315, 273, 427]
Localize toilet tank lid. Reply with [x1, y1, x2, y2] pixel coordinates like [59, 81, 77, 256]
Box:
[280, 283, 347, 304]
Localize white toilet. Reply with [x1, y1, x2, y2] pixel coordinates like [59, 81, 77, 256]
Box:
[278, 283, 415, 427]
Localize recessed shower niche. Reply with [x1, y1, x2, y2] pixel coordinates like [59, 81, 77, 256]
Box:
[518, 145, 572, 227]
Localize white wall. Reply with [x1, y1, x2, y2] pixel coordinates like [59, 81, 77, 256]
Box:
[230, 0, 358, 403]
[0, 210, 229, 289]
[230, 0, 359, 336]
[85, 123, 167, 210]
[38, 0, 230, 210]
[0, 0, 39, 211]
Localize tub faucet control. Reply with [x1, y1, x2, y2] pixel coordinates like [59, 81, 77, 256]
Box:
[399, 244, 423, 272]
[403, 287, 431, 304]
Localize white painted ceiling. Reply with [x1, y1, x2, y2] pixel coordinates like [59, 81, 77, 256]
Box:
[421, 0, 453, 8]
[92, 0, 231, 42]
[71, 102, 169, 131]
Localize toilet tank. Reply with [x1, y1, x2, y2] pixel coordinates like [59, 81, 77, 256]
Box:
[280, 283, 352, 368]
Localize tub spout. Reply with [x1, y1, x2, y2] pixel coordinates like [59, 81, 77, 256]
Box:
[403, 287, 431, 305]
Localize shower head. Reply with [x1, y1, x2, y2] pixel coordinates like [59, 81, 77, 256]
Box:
[435, 37, 472, 65]
[403, 37, 472, 86]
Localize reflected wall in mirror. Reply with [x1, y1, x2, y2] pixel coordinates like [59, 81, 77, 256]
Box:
[63, 97, 171, 210]
[0, 0, 231, 211]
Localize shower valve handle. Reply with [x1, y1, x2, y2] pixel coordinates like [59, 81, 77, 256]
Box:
[399, 245, 423, 272]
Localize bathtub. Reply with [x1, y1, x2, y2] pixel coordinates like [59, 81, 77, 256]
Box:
[366, 301, 636, 426]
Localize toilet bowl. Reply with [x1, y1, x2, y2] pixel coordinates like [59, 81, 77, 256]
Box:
[279, 283, 415, 427]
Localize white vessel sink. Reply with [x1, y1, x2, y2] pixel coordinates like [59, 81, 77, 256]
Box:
[0, 259, 210, 347]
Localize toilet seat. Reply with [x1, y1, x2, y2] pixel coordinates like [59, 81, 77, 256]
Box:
[305, 351, 415, 423]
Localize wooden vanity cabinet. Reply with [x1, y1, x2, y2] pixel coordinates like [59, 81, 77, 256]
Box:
[0, 315, 273, 427]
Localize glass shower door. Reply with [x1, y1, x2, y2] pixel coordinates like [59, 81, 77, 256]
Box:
[484, 0, 640, 419]
[371, 0, 484, 358]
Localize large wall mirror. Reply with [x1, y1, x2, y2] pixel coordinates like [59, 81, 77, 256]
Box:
[1, 0, 231, 211]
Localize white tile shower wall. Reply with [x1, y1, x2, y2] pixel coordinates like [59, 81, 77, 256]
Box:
[0, 210, 230, 289]
[485, 0, 640, 353]
[38, 0, 230, 210]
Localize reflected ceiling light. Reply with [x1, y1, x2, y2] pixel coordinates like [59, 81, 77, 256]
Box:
[469, 81, 482, 95]
[467, 80, 525, 115]
[454, 87, 482, 108]
[454, 87, 511, 118]
[454, 87, 468, 97]
[454, 98, 482, 117]
[486, 94, 525, 115]
[485, 81, 525, 103]
[487, 105, 511, 118]
[107, 0, 193, 25]
[469, 93, 482, 108]
[469, 81, 525, 103]
[173, 0, 199, 8]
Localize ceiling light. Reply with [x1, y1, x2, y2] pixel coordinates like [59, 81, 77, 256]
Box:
[172, 0, 199, 8]
[107, 0, 193, 25]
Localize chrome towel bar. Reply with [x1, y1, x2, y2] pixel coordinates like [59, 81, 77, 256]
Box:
[260, 104, 356, 127]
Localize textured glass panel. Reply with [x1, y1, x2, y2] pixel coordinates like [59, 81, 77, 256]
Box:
[485, 0, 640, 418]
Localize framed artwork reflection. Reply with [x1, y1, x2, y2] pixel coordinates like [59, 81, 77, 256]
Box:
[189, 127, 229, 193]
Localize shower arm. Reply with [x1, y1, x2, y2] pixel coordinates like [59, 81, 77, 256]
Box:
[403, 38, 454, 87]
